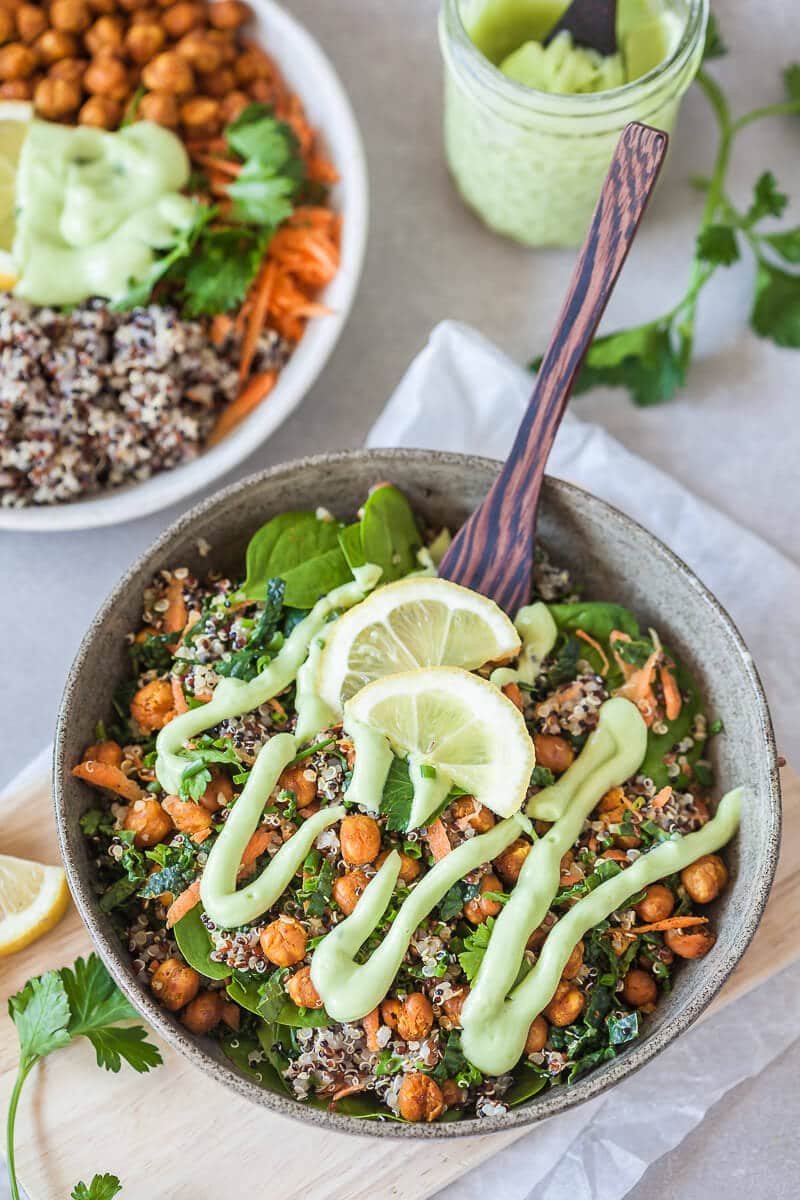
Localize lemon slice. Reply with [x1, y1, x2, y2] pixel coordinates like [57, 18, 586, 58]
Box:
[345, 666, 535, 818]
[0, 853, 70, 956]
[317, 576, 521, 713]
[0, 100, 32, 268]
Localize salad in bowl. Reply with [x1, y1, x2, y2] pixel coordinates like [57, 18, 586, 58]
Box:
[68, 473, 747, 1125]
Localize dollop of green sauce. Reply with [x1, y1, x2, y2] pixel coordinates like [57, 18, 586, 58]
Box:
[13, 120, 198, 307]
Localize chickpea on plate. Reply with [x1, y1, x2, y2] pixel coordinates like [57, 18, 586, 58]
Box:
[0, 0, 343, 508]
[70, 483, 742, 1123]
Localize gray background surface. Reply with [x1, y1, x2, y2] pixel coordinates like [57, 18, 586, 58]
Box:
[1, 1, 799, 1197]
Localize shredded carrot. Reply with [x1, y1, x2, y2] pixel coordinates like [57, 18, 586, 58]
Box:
[630, 915, 709, 935]
[175, 609, 201, 652]
[163, 577, 187, 637]
[268, 697, 288, 719]
[211, 314, 234, 346]
[330, 1082, 366, 1105]
[237, 828, 275, 878]
[362, 1007, 381, 1053]
[166, 880, 201, 928]
[239, 260, 277, 382]
[426, 818, 452, 862]
[575, 629, 610, 675]
[620, 796, 642, 818]
[193, 153, 242, 177]
[71, 760, 144, 804]
[502, 681, 524, 711]
[170, 676, 189, 716]
[207, 370, 277, 447]
[651, 786, 673, 809]
[599, 848, 629, 862]
[193, 828, 212, 844]
[660, 664, 683, 721]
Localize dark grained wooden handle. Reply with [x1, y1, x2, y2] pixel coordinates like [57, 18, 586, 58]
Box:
[439, 122, 668, 614]
[544, 0, 618, 55]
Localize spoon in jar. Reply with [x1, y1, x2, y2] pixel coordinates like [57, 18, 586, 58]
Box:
[437, 120, 667, 614]
[544, 0, 618, 56]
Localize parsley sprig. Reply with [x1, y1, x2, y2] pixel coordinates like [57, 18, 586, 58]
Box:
[5, 955, 161, 1200]
[532, 15, 800, 404]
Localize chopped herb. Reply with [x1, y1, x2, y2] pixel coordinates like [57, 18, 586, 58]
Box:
[458, 917, 496, 982]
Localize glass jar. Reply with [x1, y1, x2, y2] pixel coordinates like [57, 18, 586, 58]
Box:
[439, 0, 708, 247]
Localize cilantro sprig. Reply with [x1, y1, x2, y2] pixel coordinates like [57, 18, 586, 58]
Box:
[6, 955, 161, 1200]
[532, 15, 800, 404]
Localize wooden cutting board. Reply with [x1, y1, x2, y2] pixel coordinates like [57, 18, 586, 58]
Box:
[1, 761, 798, 1200]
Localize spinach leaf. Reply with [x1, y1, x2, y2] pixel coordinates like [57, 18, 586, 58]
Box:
[438, 882, 467, 921]
[360, 484, 422, 583]
[607, 1010, 639, 1045]
[338, 522, 366, 570]
[379, 756, 415, 831]
[548, 602, 640, 643]
[276, 999, 330, 1028]
[173, 907, 230, 980]
[505, 1064, 548, 1106]
[219, 1030, 287, 1093]
[638, 657, 704, 788]
[241, 511, 352, 609]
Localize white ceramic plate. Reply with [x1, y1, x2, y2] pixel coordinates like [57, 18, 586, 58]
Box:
[0, 0, 368, 532]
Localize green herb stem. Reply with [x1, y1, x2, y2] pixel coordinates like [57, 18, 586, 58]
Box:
[6, 1058, 34, 1200]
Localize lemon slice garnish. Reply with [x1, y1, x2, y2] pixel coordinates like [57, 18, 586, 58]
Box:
[0, 852, 70, 956]
[317, 576, 521, 714]
[345, 666, 535, 818]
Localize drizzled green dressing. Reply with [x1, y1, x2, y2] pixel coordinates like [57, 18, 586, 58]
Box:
[158, 586, 742, 1077]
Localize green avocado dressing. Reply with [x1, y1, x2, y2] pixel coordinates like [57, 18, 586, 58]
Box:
[13, 120, 198, 307]
[491, 600, 558, 689]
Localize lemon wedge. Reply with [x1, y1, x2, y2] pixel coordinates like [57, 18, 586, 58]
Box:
[0, 852, 70, 956]
[0, 100, 32, 280]
[345, 666, 535, 818]
[317, 576, 521, 713]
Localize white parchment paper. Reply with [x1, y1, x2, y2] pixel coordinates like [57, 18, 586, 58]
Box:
[367, 320, 800, 1200]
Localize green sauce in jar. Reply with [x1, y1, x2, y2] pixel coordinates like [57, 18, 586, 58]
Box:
[439, 0, 708, 246]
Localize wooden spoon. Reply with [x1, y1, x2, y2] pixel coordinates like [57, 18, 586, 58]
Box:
[437, 121, 668, 615]
[545, 0, 618, 56]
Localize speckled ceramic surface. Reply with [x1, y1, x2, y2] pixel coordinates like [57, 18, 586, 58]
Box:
[53, 449, 781, 1139]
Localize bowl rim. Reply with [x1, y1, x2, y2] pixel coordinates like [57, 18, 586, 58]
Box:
[53, 447, 782, 1139]
[0, 0, 369, 534]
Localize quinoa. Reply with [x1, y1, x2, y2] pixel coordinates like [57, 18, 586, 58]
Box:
[0, 295, 290, 507]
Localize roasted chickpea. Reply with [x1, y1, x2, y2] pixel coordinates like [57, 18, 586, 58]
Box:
[622, 968, 658, 1007]
[527, 912, 556, 951]
[441, 985, 468, 1029]
[0, 9, 13, 44]
[48, 56, 87, 83]
[524, 1014, 549, 1055]
[150, 958, 200, 1012]
[340, 814, 381, 865]
[182, 989, 224, 1034]
[247, 77, 273, 104]
[218, 88, 248, 123]
[398, 1073, 443, 1123]
[87, 0, 117, 12]
[142, 49, 194, 94]
[559, 850, 583, 887]
[376, 848, 421, 884]
[0, 42, 36, 79]
[463, 873, 503, 924]
[83, 739, 123, 767]
[332, 869, 369, 916]
[51, 1, 92, 35]
[43, 72, 85, 115]
[221, 1000, 240, 1030]
[598, 786, 625, 818]
[84, 55, 129, 100]
[118, 0, 153, 9]
[440, 1079, 466, 1108]
[259, 915, 307, 967]
[161, 794, 213, 838]
[380, 996, 403, 1030]
[124, 22, 165, 64]
[0, 78, 32, 96]
[208, 0, 250, 30]
[494, 838, 530, 886]
[286, 964, 323, 1009]
[234, 45, 270, 84]
[138, 88, 179, 126]
[543, 980, 585, 1027]
[198, 65, 235, 97]
[635, 882, 675, 924]
[198, 767, 234, 813]
[275, 763, 317, 809]
[130, 7, 162, 23]
[450, 795, 495, 833]
[395, 992, 434, 1041]
[681, 854, 728, 905]
[34, 30, 78, 64]
[15, 4, 47, 43]
[130, 678, 175, 732]
[124, 796, 174, 848]
[206, 26, 236, 63]
[175, 29, 223, 73]
[534, 732, 575, 775]
[664, 926, 717, 959]
[85, 15, 124, 56]
[561, 939, 585, 980]
[162, 1, 204, 37]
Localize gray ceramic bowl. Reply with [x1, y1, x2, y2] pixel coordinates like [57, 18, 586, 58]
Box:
[54, 449, 781, 1138]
